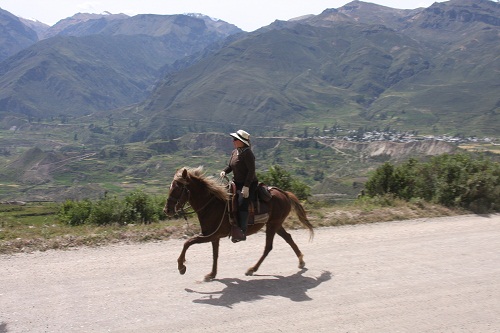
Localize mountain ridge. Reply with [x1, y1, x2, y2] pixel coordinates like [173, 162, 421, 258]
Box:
[0, 11, 243, 117]
[0, 0, 498, 202]
[132, 0, 499, 139]
[0, 0, 498, 137]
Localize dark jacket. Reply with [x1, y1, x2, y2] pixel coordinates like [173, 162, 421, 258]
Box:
[223, 147, 257, 187]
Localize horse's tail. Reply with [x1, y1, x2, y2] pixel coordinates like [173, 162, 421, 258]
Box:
[285, 191, 314, 241]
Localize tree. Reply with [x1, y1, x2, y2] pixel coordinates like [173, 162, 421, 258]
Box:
[257, 165, 310, 200]
[363, 154, 500, 213]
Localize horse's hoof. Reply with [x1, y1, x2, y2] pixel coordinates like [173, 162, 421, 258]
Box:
[204, 274, 215, 282]
[179, 266, 187, 275]
[245, 269, 254, 276]
[298, 254, 305, 269]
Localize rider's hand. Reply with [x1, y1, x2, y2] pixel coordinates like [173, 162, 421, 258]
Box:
[220, 171, 225, 178]
[241, 186, 249, 198]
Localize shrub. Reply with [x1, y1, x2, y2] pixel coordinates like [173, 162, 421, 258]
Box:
[87, 196, 130, 225]
[58, 191, 167, 226]
[363, 153, 500, 213]
[125, 189, 165, 224]
[257, 165, 311, 200]
[58, 199, 92, 226]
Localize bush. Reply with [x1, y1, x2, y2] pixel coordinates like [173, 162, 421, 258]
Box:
[124, 189, 165, 224]
[257, 165, 311, 200]
[87, 196, 130, 225]
[58, 190, 167, 226]
[363, 153, 500, 213]
[58, 199, 92, 226]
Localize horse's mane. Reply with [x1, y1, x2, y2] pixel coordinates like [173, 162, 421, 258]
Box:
[174, 166, 228, 201]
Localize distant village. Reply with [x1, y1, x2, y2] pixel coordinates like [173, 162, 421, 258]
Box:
[319, 128, 498, 145]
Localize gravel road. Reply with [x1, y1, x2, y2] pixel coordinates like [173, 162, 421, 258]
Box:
[1, 214, 499, 332]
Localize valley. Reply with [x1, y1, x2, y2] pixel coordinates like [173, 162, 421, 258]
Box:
[1, 113, 490, 203]
[0, 0, 499, 203]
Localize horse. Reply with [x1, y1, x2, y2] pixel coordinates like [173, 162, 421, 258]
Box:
[163, 166, 314, 281]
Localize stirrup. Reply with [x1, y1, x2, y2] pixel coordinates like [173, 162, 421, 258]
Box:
[231, 225, 246, 242]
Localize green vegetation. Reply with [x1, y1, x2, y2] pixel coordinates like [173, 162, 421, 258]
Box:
[1, 165, 465, 254]
[0, 201, 186, 255]
[0, 195, 462, 255]
[58, 189, 166, 226]
[257, 165, 311, 200]
[364, 153, 500, 213]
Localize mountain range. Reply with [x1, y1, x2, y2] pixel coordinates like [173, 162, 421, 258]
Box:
[1, 0, 498, 138]
[137, 0, 499, 139]
[1, 0, 499, 202]
[0, 11, 242, 117]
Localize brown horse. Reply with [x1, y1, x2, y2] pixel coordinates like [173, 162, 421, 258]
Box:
[163, 166, 314, 281]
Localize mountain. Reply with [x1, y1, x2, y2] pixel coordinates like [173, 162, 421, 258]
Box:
[131, 0, 499, 139]
[137, 22, 429, 138]
[18, 18, 49, 39]
[0, 14, 242, 117]
[0, 34, 176, 116]
[0, 0, 498, 137]
[307, 1, 419, 29]
[41, 12, 240, 39]
[0, 8, 38, 62]
[41, 12, 129, 39]
[1, 0, 499, 203]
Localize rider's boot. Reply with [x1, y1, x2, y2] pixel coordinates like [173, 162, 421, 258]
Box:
[238, 211, 248, 241]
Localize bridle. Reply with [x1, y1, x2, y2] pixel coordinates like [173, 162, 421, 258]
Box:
[165, 175, 231, 238]
[167, 179, 218, 219]
[166, 180, 191, 219]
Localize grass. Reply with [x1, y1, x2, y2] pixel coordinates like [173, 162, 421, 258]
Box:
[0, 199, 463, 255]
[0, 202, 189, 254]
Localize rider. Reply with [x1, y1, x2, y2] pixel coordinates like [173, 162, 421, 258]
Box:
[220, 129, 258, 242]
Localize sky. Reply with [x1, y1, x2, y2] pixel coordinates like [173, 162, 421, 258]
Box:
[1, 0, 439, 32]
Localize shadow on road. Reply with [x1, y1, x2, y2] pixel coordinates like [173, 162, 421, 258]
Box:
[185, 268, 332, 308]
[0, 322, 8, 333]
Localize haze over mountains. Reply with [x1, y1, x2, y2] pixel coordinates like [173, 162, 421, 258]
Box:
[0, 0, 499, 138]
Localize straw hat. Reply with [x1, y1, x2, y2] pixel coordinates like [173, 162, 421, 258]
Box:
[230, 129, 250, 146]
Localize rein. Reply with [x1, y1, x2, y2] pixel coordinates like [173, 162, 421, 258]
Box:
[176, 195, 216, 220]
[169, 180, 230, 238]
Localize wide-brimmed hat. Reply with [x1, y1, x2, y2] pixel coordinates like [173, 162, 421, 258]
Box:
[230, 129, 250, 146]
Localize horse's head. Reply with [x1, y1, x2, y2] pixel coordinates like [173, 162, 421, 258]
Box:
[163, 168, 190, 217]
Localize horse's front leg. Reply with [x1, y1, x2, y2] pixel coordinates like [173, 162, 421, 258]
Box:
[177, 236, 204, 275]
[204, 239, 220, 281]
[177, 234, 217, 276]
[177, 240, 190, 275]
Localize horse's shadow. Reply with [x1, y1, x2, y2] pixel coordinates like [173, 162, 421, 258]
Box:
[185, 268, 332, 308]
[0, 322, 8, 333]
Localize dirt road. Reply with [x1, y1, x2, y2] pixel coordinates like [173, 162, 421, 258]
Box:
[1, 214, 499, 332]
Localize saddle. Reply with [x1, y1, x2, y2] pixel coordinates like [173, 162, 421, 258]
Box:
[228, 182, 272, 226]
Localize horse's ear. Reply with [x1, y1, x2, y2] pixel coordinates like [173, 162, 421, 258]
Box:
[182, 168, 188, 179]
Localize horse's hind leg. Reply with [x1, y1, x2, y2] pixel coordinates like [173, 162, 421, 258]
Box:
[277, 227, 306, 269]
[246, 231, 276, 276]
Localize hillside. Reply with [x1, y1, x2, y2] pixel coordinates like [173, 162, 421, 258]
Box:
[0, 8, 38, 62]
[0, 1, 498, 135]
[0, 35, 177, 116]
[0, 13, 242, 117]
[132, 0, 499, 139]
[0, 0, 499, 203]
[0, 127, 459, 202]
